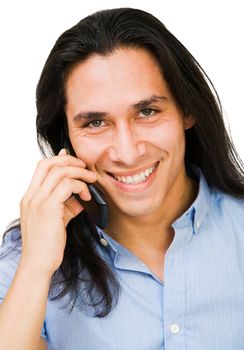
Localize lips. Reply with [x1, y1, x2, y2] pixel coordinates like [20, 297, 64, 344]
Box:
[106, 161, 159, 187]
[107, 161, 159, 178]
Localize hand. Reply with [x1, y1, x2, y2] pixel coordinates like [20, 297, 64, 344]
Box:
[19, 149, 97, 278]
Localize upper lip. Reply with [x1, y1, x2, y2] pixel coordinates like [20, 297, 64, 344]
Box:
[107, 161, 159, 177]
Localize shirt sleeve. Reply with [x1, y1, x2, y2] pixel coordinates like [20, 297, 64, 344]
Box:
[0, 227, 47, 340]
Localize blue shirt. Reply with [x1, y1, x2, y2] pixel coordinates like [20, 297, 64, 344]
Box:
[0, 166, 244, 350]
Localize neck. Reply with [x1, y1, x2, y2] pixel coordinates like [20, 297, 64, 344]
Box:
[104, 169, 199, 254]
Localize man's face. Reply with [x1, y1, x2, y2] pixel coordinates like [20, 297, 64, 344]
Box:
[65, 47, 194, 220]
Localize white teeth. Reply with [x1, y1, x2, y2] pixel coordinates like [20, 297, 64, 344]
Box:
[126, 176, 133, 184]
[133, 174, 140, 182]
[113, 163, 157, 184]
[121, 176, 127, 183]
[138, 173, 146, 182]
[144, 168, 150, 177]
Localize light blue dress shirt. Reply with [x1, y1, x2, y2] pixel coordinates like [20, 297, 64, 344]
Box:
[0, 165, 244, 349]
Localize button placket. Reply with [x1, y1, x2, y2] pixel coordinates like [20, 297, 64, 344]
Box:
[163, 225, 188, 349]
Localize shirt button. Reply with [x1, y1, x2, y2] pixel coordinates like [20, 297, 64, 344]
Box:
[100, 238, 108, 247]
[170, 323, 180, 334]
[196, 220, 201, 229]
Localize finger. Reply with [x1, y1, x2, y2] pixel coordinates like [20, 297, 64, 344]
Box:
[63, 195, 85, 225]
[46, 178, 92, 206]
[23, 153, 86, 201]
[32, 166, 96, 203]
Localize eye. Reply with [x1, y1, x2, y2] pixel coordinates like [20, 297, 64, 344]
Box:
[139, 108, 158, 118]
[90, 120, 103, 127]
[84, 119, 104, 128]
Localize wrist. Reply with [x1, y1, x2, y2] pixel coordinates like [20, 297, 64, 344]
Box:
[17, 257, 54, 284]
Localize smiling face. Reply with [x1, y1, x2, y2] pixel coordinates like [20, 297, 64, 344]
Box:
[65, 47, 194, 225]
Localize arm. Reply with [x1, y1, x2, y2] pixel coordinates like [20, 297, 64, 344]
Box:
[39, 338, 48, 350]
[0, 262, 51, 350]
[0, 149, 97, 350]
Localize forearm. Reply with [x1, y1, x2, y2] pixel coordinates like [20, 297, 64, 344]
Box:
[0, 261, 51, 350]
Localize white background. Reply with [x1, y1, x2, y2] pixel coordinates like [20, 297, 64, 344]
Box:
[0, 0, 243, 240]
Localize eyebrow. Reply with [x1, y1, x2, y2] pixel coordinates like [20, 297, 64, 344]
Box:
[72, 94, 168, 123]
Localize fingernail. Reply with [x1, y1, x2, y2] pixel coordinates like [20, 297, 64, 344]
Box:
[58, 148, 67, 156]
[78, 159, 86, 165]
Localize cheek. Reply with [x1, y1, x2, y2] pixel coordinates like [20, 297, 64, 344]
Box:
[73, 137, 108, 167]
[145, 123, 185, 152]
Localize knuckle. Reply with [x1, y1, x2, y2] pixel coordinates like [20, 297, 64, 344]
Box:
[62, 177, 72, 188]
[36, 159, 42, 168]
[50, 165, 62, 177]
[20, 195, 30, 209]
[33, 198, 52, 215]
[36, 158, 48, 170]
[77, 181, 86, 193]
[28, 196, 40, 209]
[20, 196, 26, 207]
[36, 158, 44, 168]
[19, 199, 26, 214]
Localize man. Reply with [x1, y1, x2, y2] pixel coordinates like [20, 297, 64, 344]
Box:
[0, 8, 244, 350]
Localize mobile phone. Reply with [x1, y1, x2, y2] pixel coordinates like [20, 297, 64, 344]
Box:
[74, 185, 108, 229]
[63, 138, 108, 229]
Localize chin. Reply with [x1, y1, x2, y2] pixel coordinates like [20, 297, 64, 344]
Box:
[117, 199, 163, 218]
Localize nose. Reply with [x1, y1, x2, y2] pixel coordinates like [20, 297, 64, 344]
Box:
[107, 123, 147, 165]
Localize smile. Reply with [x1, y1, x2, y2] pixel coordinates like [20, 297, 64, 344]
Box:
[109, 161, 159, 185]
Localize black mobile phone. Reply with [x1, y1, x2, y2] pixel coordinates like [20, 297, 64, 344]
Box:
[74, 185, 108, 229]
[63, 138, 108, 229]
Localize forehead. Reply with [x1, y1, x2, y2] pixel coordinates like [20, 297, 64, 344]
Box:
[65, 47, 170, 113]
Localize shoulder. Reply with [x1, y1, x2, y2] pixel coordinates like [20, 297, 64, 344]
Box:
[0, 226, 22, 301]
[0, 225, 22, 262]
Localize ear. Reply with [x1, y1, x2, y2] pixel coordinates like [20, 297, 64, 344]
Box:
[183, 115, 195, 130]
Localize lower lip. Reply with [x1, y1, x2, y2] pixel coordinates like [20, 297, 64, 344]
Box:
[107, 162, 159, 193]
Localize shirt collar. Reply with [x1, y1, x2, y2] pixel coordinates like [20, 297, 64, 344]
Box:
[96, 225, 125, 259]
[172, 163, 213, 233]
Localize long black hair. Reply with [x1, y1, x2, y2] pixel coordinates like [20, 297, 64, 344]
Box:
[2, 7, 244, 317]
